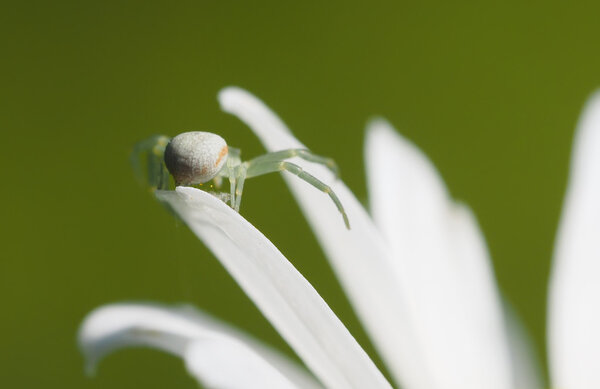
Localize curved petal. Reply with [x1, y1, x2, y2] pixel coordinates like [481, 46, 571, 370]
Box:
[219, 87, 430, 389]
[549, 90, 600, 388]
[366, 119, 513, 389]
[155, 188, 391, 389]
[185, 339, 296, 389]
[78, 303, 319, 389]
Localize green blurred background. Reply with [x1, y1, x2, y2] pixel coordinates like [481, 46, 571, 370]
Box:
[2, 1, 599, 387]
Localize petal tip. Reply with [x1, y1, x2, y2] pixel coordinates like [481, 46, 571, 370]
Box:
[365, 117, 405, 146]
[77, 306, 111, 375]
[218, 86, 252, 111]
[580, 88, 600, 120]
[366, 117, 392, 131]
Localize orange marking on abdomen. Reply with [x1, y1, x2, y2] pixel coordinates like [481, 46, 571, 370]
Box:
[215, 145, 228, 166]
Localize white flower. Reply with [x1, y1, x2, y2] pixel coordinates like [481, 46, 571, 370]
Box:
[79, 87, 600, 389]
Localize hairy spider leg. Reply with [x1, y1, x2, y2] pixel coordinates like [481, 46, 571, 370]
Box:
[242, 159, 350, 229]
[130, 135, 171, 191]
[244, 149, 340, 178]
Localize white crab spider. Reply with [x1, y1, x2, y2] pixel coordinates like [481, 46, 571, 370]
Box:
[132, 131, 350, 229]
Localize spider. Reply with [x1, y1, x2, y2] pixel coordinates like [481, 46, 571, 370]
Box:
[131, 131, 350, 229]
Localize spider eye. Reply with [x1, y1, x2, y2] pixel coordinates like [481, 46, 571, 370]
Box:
[164, 131, 228, 185]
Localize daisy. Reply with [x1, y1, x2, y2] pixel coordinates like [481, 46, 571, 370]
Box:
[80, 87, 600, 389]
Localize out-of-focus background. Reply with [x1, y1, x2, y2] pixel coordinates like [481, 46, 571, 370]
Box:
[2, 1, 600, 387]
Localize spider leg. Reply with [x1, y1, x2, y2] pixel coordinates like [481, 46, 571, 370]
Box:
[212, 175, 223, 189]
[245, 160, 350, 229]
[130, 135, 171, 191]
[216, 147, 243, 209]
[245, 149, 339, 178]
[234, 165, 247, 212]
[228, 170, 237, 208]
[223, 149, 237, 208]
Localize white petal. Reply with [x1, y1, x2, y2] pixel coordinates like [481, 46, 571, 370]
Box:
[177, 305, 323, 389]
[185, 339, 296, 389]
[78, 303, 321, 389]
[549, 90, 600, 388]
[155, 188, 391, 389]
[502, 301, 545, 389]
[219, 87, 429, 389]
[366, 119, 513, 389]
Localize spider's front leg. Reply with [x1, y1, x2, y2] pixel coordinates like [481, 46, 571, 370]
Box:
[130, 135, 171, 191]
[244, 148, 340, 178]
[243, 158, 350, 229]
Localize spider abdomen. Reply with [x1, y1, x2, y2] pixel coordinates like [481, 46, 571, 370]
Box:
[164, 131, 229, 185]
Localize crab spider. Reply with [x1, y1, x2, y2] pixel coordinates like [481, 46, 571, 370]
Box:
[131, 131, 350, 229]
